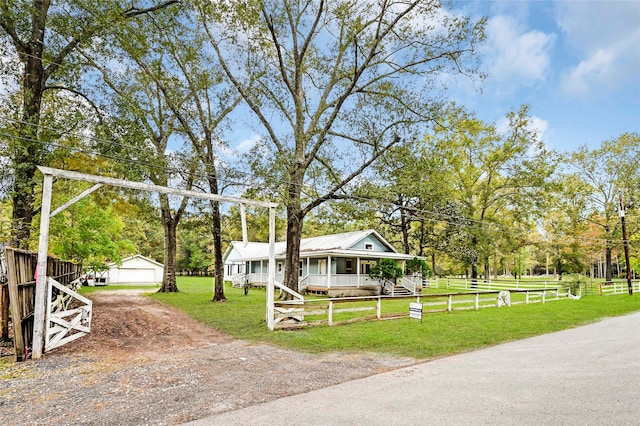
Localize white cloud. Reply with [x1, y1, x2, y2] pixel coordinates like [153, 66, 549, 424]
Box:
[481, 15, 555, 93]
[235, 133, 261, 153]
[218, 132, 262, 159]
[555, 1, 640, 96]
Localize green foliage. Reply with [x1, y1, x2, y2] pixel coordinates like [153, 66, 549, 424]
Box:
[369, 258, 403, 281]
[406, 257, 431, 277]
[45, 180, 137, 269]
[177, 222, 213, 273]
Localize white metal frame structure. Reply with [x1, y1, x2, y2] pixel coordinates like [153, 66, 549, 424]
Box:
[32, 166, 278, 359]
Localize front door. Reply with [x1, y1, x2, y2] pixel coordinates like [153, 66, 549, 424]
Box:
[360, 260, 376, 275]
[318, 259, 327, 275]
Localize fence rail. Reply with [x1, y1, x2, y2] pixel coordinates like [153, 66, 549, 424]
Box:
[599, 281, 640, 296]
[273, 287, 571, 329]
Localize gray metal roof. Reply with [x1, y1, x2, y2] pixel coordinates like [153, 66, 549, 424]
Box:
[224, 229, 415, 262]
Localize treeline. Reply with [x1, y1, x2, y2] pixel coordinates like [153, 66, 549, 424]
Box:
[1, 2, 637, 296]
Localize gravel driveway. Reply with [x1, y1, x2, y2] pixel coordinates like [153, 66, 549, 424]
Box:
[0, 290, 414, 425]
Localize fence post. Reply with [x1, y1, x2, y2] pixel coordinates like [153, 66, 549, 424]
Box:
[448, 294, 452, 312]
[328, 301, 333, 326]
[542, 291, 546, 303]
[526, 291, 529, 304]
[475, 293, 479, 310]
[376, 297, 381, 320]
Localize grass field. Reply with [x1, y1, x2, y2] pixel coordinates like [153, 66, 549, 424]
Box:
[136, 277, 640, 359]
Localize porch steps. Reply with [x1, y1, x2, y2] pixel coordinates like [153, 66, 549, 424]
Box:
[390, 286, 414, 296]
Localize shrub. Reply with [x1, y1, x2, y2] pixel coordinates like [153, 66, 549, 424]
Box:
[406, 256, 431, 277]
[369, 259, 403, 281]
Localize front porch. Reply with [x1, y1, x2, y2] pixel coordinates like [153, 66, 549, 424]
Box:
[230, 271, 424, 296]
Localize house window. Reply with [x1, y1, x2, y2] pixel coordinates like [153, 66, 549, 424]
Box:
[277, 262, 283, 272]
[364, 242, 374, 250]
[299, 261, 303, 277]
[345, 258, 353, 273]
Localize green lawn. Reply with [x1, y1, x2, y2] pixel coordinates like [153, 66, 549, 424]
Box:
[144, 277, 640, 359]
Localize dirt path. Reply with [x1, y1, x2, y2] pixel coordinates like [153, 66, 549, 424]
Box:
[0, 290, 415, 425]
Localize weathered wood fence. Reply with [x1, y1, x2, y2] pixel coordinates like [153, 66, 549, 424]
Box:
[0, 247, 82, 361]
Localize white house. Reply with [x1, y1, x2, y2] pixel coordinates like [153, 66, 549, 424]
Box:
[223, 229, 423, 296]
[106, 254, 164, 284]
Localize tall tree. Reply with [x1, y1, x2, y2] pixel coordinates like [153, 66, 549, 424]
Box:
[567, 133, 640, 282]
[83, 41, 196, 292]
[109, 7, 242, 300]
[200, 0, 485, 292]
[0, 0, 179, 249]
[427, 106, 556, 282]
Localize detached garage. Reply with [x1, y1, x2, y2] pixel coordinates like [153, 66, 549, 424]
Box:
[107, 255, 164, 284]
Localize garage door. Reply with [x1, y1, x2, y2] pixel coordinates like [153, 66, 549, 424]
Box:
[119, 268, 156, 283]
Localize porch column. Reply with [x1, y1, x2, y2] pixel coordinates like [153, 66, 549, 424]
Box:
[260, 260, 264, 282]
[307, 257, 310, 278]
[327, 255, 332, 288]
[357, 257, 361, 287]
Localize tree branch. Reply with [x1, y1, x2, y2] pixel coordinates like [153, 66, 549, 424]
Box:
[302, 135, 401, 215]
[43, 85, 104, 122]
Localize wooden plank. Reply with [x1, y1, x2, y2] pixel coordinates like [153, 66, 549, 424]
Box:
[49, 183, 103, 218]
[5, 249, 26, 361]
[32, 173, 53, 359]
[37, 166, 277, 208]
[1, 284, 8, 340]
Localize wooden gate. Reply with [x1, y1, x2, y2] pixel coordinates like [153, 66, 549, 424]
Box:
[2, 247, 82, 361]
[45, 277, 92, 352]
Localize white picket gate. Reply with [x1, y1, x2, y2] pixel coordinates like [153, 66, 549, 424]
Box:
[44, 277, 92, 352]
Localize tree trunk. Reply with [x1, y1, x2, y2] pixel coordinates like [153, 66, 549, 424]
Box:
[282, 163, 305, 297]
[605, 237, 613, 283]
[203, 161, 226, 302]
[483, 258, 490, 281]
[431, 251, 436, 277]
[283, 205, 304, 296]
[159, 207, 179, 292]
[556, 254, 563, 281]
[210, 198, 226, 302]
[398, 195, 410, 254]
[470, 236, 478, 287]
[10, 44, 46, 249]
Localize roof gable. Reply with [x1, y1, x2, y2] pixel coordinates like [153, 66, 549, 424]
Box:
[108, 254, 164, 268]
[299, 229, 397, 253]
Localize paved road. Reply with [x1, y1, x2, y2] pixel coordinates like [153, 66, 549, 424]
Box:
[186, 312, 640, 425]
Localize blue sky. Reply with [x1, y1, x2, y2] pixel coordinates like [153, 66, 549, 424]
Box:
[452, 0, 640, 153]
[225, 1, 640, 158]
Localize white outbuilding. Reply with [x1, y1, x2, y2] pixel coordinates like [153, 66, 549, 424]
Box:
[106, 254, 164, 284]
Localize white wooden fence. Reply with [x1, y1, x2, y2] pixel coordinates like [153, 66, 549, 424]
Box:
[272, 287, 572, 329]
[599, 281, 640, 296]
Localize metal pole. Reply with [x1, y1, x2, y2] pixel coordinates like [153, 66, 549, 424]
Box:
[32, 173, 53, 359]
[619, 193, 633, 295]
